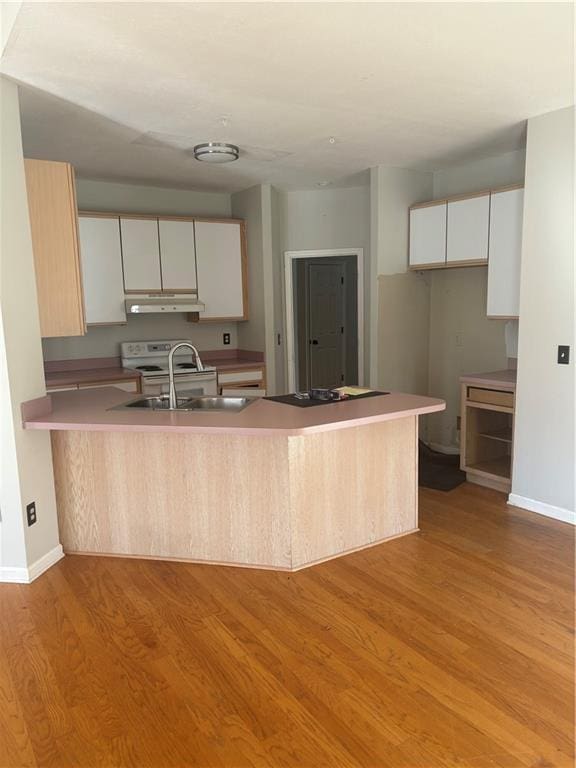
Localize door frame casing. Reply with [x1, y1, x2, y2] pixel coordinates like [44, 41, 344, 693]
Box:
[284, 248, 365, 392]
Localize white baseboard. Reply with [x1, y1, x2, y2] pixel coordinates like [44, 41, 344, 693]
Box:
[508, 494, 575, 525]
[0, 544, 64, 584]
[425, 441, 460, 456]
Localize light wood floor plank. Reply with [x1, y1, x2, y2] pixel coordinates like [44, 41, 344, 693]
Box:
[0, 484, 573, 767]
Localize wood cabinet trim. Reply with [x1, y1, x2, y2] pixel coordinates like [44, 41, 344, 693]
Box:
[409, 259, 488, 271]
[409, 183, 524, 211]
[79, 211, 243, 224]
[66, 164, 87, 333]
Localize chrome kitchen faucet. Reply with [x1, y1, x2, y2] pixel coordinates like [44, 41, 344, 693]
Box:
[168, 342, 205, 409]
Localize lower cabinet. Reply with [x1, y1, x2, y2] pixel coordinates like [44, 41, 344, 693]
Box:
[217, 366, 266, 395]
[47, 379, 141, 394]
[460, 383, 514, 493]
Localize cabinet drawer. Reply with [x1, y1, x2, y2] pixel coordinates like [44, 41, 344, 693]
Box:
[218, 369, 263, 385]
[467, 387, 514, 408]
[78, 380, 140, 393]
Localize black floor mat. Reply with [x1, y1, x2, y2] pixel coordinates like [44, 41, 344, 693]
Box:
[418, 441, 466, 491]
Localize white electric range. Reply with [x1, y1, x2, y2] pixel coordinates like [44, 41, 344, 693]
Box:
[121, 339, 218, 397]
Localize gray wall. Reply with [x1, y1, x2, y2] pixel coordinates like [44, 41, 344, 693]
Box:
[512, 107, 574, 516]
[278, 185, 371, 384]
[76, 178, 231, 216]
[0, 78, 60, 573]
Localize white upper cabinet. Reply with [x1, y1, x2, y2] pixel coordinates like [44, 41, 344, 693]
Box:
[78, 216, 126, 325]
[409, 203, 447, 268]
[195, 221, 246, 320]
[487, 188, 524, 318]
[446, 194, 489, 264]
[120, 218, 161, 291]
[158, 220, 197, 291]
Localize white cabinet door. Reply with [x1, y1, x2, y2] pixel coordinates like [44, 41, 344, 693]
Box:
[158, 220, 197, 291]
[446, 195, 489, 264]
[78, 216, 126, 324]
[195, 221, 245, 319]
[120, 218, 161, 291]
[409, 203, 447, 268]
[487, 188, 523, 318]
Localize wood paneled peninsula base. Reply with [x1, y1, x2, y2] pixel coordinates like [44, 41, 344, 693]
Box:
[23, 387, 445, 571]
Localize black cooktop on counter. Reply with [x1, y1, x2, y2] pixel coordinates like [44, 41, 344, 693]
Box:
[264, 391, 389, 408]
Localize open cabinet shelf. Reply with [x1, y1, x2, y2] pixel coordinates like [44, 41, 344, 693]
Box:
[468, 455, 512, 479]
[461, 384, 514, 492]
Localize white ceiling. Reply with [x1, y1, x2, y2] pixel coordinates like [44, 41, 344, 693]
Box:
[1, 2, 574, 192]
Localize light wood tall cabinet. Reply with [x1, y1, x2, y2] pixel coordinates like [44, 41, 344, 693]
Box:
[24, 159, 85, 337]
[195, 220, 247, 320]
[78, 215, 126, 325]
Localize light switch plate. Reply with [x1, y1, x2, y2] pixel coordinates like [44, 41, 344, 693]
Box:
[558, 345, 570, 365]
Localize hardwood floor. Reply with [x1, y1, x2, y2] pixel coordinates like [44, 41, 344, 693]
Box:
[0, 483, 573, 768]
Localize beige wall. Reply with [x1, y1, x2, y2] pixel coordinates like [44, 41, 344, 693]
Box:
[427, 268, 508, 450]
[377, 272, 430, 397]
[42, 317, 239, 361]
[0, 78, 61, 578]
[370, 166, 433, 387]
[512, 106, 574, 517]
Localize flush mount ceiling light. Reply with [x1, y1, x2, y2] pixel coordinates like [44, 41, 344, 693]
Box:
[193, 142, 239, 163]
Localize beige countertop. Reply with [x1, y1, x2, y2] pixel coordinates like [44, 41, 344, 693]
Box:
[23, 387, 445, 437]
[45, 366, 141, 388]
[201, 350, 265, 372]
[460, 369, 517, 391]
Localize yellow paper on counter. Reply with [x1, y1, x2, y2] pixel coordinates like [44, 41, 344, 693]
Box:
[335, 386, 375, 396]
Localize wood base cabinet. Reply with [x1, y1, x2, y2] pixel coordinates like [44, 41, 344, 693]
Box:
[51, 416, 418, 571]
[460, 383, 514, 492]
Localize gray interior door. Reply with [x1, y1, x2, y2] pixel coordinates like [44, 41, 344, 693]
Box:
[307, 262, 345, 388]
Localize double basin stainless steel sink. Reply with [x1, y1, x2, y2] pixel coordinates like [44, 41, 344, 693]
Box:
[111, 395, 254, 413]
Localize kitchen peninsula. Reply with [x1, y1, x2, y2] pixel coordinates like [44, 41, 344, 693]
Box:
[23, 388, 445, 571]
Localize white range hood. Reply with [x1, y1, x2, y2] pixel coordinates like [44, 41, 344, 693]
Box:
[125, 294, 205, 314]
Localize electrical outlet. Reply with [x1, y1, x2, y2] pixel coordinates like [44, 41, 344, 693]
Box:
[26, 502, 37, 526]
[223, 333, 231, 346]
[558, 345, 570, 364]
